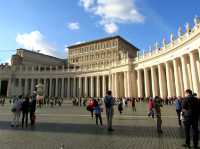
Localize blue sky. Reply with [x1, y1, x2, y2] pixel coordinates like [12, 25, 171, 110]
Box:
[0, 0, 200, 63]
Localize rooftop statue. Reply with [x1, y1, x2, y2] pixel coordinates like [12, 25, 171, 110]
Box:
[185, 22, 191, 33]
[170, 33, 174, 43]
[194, 15, 200, 27]
[162, 38, 166, 47]
[178, 26, 183, 37]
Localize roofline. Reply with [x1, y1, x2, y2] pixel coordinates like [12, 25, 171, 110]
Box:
[67, 35, 140, 51]
[16, 48, 66, 61]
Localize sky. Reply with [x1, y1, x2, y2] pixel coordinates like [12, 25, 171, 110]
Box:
[0, 0, 200, 63]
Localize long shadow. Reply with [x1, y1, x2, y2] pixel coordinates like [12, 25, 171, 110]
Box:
[0, 120, 185, 139]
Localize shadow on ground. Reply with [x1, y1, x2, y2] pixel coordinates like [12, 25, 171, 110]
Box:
[0, 120, 185, 139]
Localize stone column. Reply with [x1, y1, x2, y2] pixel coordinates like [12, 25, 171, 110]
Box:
[165, 62, 174, 97]
[30, 79, 34, 95]
[7, 79, 11, 97]
[67, 77, 70, 98]
[44, 79, 46, 97]
[78, 77, 82, 97]
[84, 77, 88, 97]
[127, 71, 131, 97]
[158, 64, 167, 98]
[137, 69, 143, 97]
[114, 73, 118, 97]
[108, 74, 112, 90]
[189, 52, 200, 96]
[96, 76, 100, 97]
[73, 77, 76, 97]
[124, 71, 127, 97]
[181, 55, 190, 91]
[49, 78, 52, 97]
[144, 68, 150, 97]
[112, 74, 115, 96]
[173, 59, 181, 97]
[151, 66, 158, 97]
[18, 78, 22, 95]
[131, 71, 138, 97]
[103, 75, 106, 97]
[90, 76, 94, 97]
[61, 78, 64, 98]
[55, 78, 58, 97]
[24, 78, 28, 96]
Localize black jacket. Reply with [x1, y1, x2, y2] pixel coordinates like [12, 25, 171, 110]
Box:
[182, 95, 199, 121]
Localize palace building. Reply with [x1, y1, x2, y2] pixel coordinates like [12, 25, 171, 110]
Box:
[0, 16, 200, 98]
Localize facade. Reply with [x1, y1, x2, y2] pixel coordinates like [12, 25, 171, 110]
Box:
[0, 16, 200, 98]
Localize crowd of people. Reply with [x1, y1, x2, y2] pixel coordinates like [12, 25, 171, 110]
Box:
[0, 88, 199, 148]
[82, 89, 199, 148]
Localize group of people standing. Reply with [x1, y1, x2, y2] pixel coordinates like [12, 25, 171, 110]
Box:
[11, 93, 37, 128]
[86, 90, 114, 131]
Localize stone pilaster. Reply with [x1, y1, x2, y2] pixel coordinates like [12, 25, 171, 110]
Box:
[61, 78, 64, 98]
[181, 55, 190, 91]
[151, 66, 158, 97]
[96, 76, 100, 97]
[103, 75, 106, 97]
[144, 68, 150, 97]
[158, 64, 167, 98]
[189, 52, 200, 96]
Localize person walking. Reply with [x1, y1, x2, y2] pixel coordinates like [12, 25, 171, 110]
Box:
[148, 97, 154, 119]
[118, 98, 123, 114]
[93, 99, 103, 126]
[175, 96, 182, 126]
[104, 90, 114, 131]
[154, 96, 163, 133]
[30, 93, 37, 126]
[21, 96, 30, 128]
[182, 89, 199, 148]
[132, 98, 136, 112]
[86, 97, 95, 118]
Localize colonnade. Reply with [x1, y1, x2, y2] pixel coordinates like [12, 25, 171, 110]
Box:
[4, 70, 133, 98]
[137, 49, 200, 98]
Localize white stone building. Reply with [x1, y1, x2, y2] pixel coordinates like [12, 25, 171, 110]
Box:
[0, 17, 200, 98]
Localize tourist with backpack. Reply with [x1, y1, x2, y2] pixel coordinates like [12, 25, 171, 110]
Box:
[104, 90, 114, 131]
[175, 96, 182, 126]
[93, 99, 103, 126]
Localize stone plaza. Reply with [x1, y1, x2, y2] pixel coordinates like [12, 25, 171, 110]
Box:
[0, 101, 187, 149]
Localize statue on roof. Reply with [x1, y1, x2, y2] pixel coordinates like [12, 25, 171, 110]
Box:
[178, 26, 183, 37]
[170, 33, 174, 43]
[185, 22, 191, 33]
[162, 38, 166, 47]
[194, 15, 200, 27]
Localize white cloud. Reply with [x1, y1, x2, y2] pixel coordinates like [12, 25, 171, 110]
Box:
[16, 31, 56, 56]
[79, 0, 144, 34]
[79, 0, 94, 10]
[104, 23, 118, 34]
[67, 22, 80, 30]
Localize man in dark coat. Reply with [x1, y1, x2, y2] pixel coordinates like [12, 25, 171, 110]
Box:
[22, 96, 30, 128]
[182, 89, 199, 148]
[30, 93, 37, 126]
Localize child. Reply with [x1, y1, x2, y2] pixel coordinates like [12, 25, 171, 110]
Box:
[93, 100, 102, 126]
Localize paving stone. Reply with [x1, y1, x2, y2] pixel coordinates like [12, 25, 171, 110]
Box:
[0, 102, 197, 149]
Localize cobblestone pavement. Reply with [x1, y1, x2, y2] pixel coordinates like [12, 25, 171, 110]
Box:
[0, 101, 196, 149]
